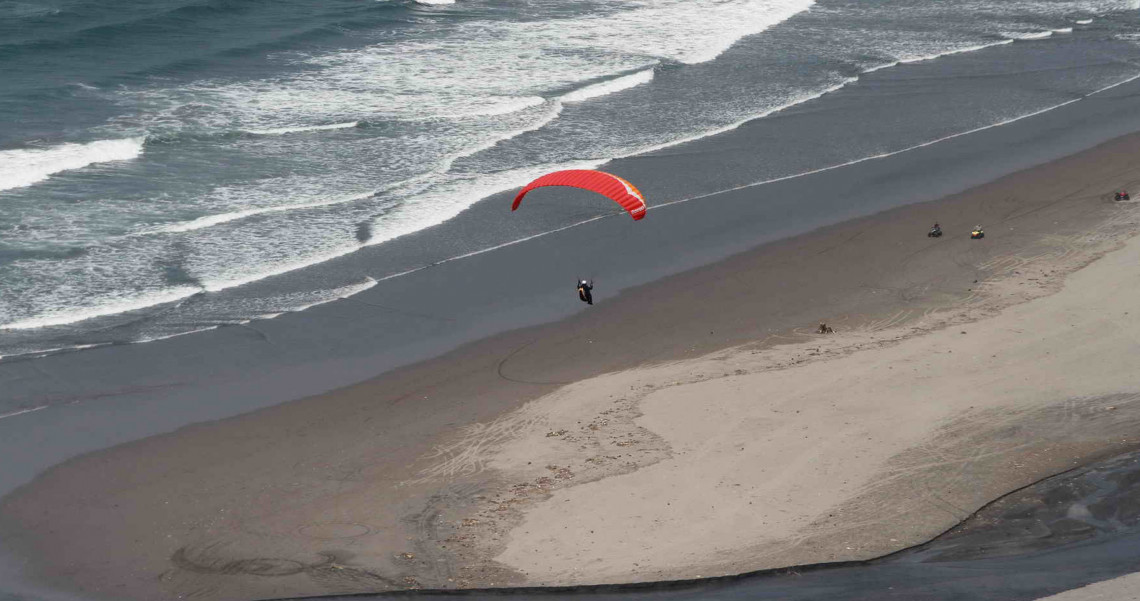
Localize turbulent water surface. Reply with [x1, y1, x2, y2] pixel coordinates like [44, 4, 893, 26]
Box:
[1, 0, 1139, 359]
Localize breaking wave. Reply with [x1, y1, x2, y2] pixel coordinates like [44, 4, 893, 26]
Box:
[0, 138, 144, 193]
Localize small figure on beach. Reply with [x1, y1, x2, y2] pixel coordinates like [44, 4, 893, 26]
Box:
[928, 223, 942, 238]
[577, 279, 594, 305]
[818, 322, 834, 334]
[1116, 190, 1130, 201]
[971, 225, 984, 239]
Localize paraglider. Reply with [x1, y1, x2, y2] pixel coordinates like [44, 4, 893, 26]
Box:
[512, 169, 647, 221]
[577, 279, 594, 305]
[513, 169, 649, 307]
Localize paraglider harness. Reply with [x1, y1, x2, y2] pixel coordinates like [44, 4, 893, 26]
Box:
[928, 224, 942, 238]
[1116, 190, 1131, 201]
[577, 280, 594, 305]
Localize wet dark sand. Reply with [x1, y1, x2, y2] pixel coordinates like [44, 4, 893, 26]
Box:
[4, 68, 1140, 601]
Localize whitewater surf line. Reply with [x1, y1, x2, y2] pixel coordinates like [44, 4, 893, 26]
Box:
[864, 39, 1014, 74]
[0, 286, 202, 331]
[0, 407, 46, 422]
[241, 121, 359, 135]
[562, 68, 656, 104]
[140, 191, 377, 235]
[0, 137, 144, 193]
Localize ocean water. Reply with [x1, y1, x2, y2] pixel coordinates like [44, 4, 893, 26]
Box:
[1, 0, 1139, 360]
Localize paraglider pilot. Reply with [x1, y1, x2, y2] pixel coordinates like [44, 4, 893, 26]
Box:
[577, 280, 594, 305]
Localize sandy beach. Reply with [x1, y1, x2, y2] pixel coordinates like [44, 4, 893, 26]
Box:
[8, 4, 1140, 601]
[485, 206, 1140, 585]
[5, 118, 1140, 601]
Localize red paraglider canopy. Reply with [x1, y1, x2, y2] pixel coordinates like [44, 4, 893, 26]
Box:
[512, 169, 647, 220]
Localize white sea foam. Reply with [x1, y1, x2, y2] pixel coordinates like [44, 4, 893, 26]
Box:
[1053, 27, 1074, 33]
[184, 0, 813, 125]
[413, 0, 455, 4]
[592, 0, 816, 65]
[562, 69, 655, 103]
[0, 343, 111, 363]
[0, 138, 144, 193]
[177, 103, 565, 295]
[84, 100, 560, 320]
[861, 39, 1015, 74]
[198, 244, 363, 293]
[0, 406, 47, 421]
[1003, 30, 1055, 40]
[0, 286, 200, 330]
[1076, 18, 1094, 24]
[253, 277, 380, 316]
[143, 191, 374, 235]
[897, 39, 1015, 65]
[287, 277, 379, 313]
[453, 96, 546, 118]
[1084, 70, 1140, 93]
[134, 326, 220, 344]
[243, 121, 359, 135]
[442, 101, 564, 169]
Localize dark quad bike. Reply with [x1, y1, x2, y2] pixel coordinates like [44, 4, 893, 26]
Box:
[928, 226, 943, 238]
[1116, 191, 1131, 201]
[971, 228, 985, 239]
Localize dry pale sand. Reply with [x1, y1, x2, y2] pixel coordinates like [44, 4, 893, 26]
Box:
[423, 204, 1140, 585]
[1037, 572, 1140, 601]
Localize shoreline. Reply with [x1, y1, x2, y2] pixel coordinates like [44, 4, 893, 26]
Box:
[5, 121, 1140, 600]
[4, 39, 1140, 507]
